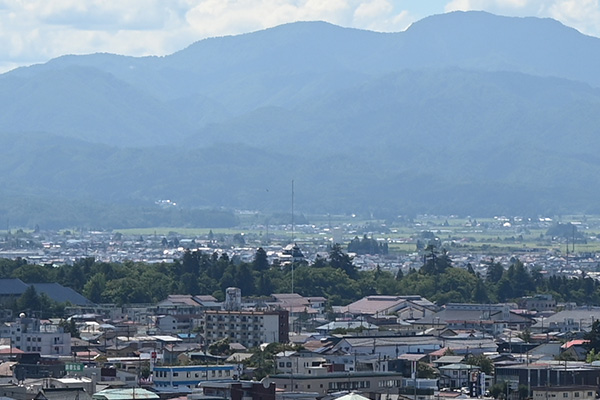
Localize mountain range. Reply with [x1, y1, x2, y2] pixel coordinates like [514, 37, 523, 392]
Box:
[2, 11, 600, 228]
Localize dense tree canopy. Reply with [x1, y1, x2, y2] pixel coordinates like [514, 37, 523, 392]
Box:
[0, 244, 599, 318]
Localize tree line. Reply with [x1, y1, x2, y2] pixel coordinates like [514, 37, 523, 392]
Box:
[1, 244, 599, 318]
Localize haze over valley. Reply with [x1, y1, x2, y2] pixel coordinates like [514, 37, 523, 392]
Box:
[2, 11, 600, 228]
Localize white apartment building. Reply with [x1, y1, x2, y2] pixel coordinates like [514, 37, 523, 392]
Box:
[204, 310, 289, 348]
[0, 316, 71, 356]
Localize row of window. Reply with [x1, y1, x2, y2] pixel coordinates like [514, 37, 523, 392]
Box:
[330, 381, 371, 390]
[155, 369, 233, 379]
[14, 336, 62, 342]
[534, 392, 594, 398]
[207, 324, 262, 330]
[206, 315, 264, 322]
[284, 383, 325, 390]
[378, 380, 401, 388]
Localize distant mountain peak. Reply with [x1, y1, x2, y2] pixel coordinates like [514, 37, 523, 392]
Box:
[409, 10, 580, 37]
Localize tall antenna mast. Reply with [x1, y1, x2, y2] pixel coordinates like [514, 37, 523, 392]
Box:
[292, 179, 295, 243]
[291, 179, 295, 294]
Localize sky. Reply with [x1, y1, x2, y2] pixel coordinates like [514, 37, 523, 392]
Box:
[1, 0, 600, 73]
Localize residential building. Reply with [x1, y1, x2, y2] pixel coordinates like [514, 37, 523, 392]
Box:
[156, 294, 220, 315]
[416, 303, 533, 335]
[153, 314, 198, 334]
[24, 376, 95, 395]
[315, 320, 379, 335]
[268, 293, 327, 331]
[494, 361, 600, 390]
[540, 309, 600, 333]
[275, 350, 326, 374]
[329, 336, 442, 363]
[263, 370, 405, 396]
[13, 353, 66, 380]
[204, 310, 289, 348]
[340, 295, 438, 319]
[560, 340, 589, 361]
[532, 386, 597, 400]
[519, 295, 556, 312]
[438, 363, 480, 389]
[152, 364, 241, 391]
[431, 355, 465, 369]
[0, 315, 71, 356]
[189, 380, 276, 400]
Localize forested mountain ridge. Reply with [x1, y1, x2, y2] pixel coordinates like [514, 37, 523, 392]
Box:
[5, 11, 600, 147]
[2, 11, 600, 227]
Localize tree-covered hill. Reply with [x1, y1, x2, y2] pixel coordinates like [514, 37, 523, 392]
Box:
[2, 12, 600, 225]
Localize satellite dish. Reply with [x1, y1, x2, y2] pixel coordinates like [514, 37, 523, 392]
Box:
[19, 313, 26, 318]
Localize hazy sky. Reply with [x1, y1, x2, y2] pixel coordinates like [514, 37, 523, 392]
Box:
[1, 0, 599, 73]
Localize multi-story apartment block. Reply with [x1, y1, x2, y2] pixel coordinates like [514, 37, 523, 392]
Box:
[204, 310, 289, 348]
[0, 315, 71, 356]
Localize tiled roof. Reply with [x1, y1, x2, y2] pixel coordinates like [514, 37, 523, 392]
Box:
[31, 283, 93, 305]
[0, 278, 29, 295]
[341, 296, 423, 315]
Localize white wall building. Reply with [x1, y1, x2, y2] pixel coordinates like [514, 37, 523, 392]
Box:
[204, 310, 289, 348]
[1, 316, 71, 356]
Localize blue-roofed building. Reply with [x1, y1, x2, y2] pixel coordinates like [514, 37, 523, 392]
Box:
[0, 278, 29, 297]
[0, 279, 92, 306]
[31, 283, 93, 305]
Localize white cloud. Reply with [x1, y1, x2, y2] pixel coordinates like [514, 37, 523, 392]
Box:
[444, 0, 600, 36]
[355, 0, 393, 19]
[547, 0, 600, 36]
[445, 0, 538, 13]
[353, 0, 412, 31]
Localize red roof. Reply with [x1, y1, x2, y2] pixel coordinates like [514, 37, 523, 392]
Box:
[430, 347, 449, 356]
[561, 339, 589, 349]
[75, 350, 99, 358]
[0, 347, 24, 354]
